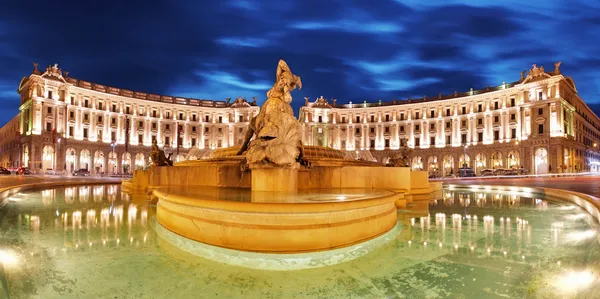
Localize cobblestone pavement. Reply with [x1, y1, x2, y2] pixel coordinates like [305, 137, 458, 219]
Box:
[445, 175, 600, 197]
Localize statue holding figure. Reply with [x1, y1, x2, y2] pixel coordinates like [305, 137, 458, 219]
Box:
[388, 138, 412, 167]
[149, 139, 174, 166]
[237, 59, 310, 167]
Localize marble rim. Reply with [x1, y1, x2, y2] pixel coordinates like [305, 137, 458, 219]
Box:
[151, 216, 402, 271]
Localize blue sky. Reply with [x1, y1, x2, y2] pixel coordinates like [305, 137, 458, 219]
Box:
[1, 0, 599, 126]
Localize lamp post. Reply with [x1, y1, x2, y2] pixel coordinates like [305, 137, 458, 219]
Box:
[111, 142, 116, 174]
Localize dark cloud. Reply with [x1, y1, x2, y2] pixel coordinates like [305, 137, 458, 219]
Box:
[0, 0, 599, 127]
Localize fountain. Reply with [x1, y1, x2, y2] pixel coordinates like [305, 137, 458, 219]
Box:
[123, 60, 441, 252]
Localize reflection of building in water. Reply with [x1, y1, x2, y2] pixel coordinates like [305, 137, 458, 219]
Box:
[20, 186, 151, 251]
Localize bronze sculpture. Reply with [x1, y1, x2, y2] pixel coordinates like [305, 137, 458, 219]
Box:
[149, 139, 174, 166]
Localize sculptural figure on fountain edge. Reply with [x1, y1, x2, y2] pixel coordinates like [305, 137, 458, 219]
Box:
[149, 139, 174, 166]
[237, 59, 310, 168]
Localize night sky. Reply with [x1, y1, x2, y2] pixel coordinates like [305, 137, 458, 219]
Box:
[1, 0, 600, 126]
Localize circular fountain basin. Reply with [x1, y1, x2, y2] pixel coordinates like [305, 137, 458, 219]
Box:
[154, 187, 400, 253]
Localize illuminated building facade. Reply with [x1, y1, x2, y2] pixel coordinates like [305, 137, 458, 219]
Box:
[300, 63, 600, 175]
[13, 63, 259, 174]
[0, 115, 21, 168]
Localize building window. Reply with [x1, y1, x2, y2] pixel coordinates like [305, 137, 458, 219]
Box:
[385, 114, 390, 122]
[494, 102, 499, 110]
[83, 128, 88, 138]
[511, 113, 516, 120]
[478, 118, 483, 125]
[415, 138, 420, 146]
[446, 135, 451, 144]
[204, 139, 209, 146]
[138, 134, 143, 143]
[430, 111, 435, 118]
[494, 131, 499, 141]
[152, 123, 156, 130]
[98, 130, 103, 140]
[430, 137, 435, 145]
[318, 116, 323, 123]
[191, 138, 196, 146]
[400, 126, 404, 132]
[205, 115, 210, 122]
[538, 108, 543, 115]
[369, 139, 375, 148]
[238, 115, 243, 122]
[48, 91, 53, 99]
[153, 110, 157, 118]
[370, 128, 375, 133]
[112, 104, 117, 112]
[538, 91, 543, 100]
[166, 112, 171, 119]
[511, 128, 517, 139]
[110, 118, 116, 125]
[356, 116, 360, 123]
[446, 122, 450, 128]
[192, 114, 197, 122]
[385, 127, 390, 133]
[461, 106, 466, 114]
[370, 115, 375, 122]
[111, 132, 116, 141]
[478, 132, 483, 141]
[415, 125, 420, 131]
[510, 98, 515, 107]
[178, 125, 183, 132]
[218, 116, 223, 123]
[125, 106, 130, 114]
[415, 112, 420, 119]
[139, 121, 143, 128]
[98, 102, 103, 110]
[205, 127, 209, 133]
[178, 137, 183, 147]
[165, 137, 170, 146]
[46, 122, 52, 132]
[166, 124, 170, 130]
[85, 100, 89, 108]
[478, 104, 482, 112]
[192, 127, 196, 132]
[400, 114, 404, 121]
[47, 107, 52, 114]
[461, 120, 466, 127]
[341, 140, 346, 149]
[179, 113, 184, 120]
[355, 128, 360, 134]
[461, 134, 467, 144]
[70, 111, 74, 118]
[218, 128, 222, 133]
[446, 108, 451, 116]
[342, 117, 346, 123]
[84, 114, 88, 121]
[494, 116, 499, 123]
[69, 126, 74, 137]
[385, 139, 390, 148]
[98, 116, 103, 123]
[538, 124, 544, 134]
[428, 123, 433, 130]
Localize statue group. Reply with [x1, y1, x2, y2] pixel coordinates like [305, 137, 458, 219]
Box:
[237, 60, 310, 168]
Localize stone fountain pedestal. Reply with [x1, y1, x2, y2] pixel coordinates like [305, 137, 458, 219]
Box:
[249, 163, 299, 192]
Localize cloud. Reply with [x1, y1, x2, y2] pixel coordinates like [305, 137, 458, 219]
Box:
[215, 37, 273, 48]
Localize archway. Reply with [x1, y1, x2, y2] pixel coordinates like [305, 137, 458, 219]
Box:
[459, 154, 471, 168]
[411, 156, 423, 170]
[490, 152, 503, 169]
[122, 152, 132, 174]
[535, 148, 549, 174]
[66, 148, 77, 173]
[42, 145, 55, 171]
[427, 156, 439, 177]
[507, 151, 520, 168]
[80, 149, 91, 170]
[94, 151, 105, 174]
[443, 155, 455, 176]
[475, 153, 487, 174]
[23, 145, 30, 167]
[108, 152, 117, 174]
[135, 153, 146, 170]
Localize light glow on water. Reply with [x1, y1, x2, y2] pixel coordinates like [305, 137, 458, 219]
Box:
[1, 185, 599, 298]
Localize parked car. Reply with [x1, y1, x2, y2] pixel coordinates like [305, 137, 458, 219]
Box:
[16, 167, 32, 175]
[0, 167, 11, 175]
[45, 168, 56, 175]
[73, 168, 90, 176]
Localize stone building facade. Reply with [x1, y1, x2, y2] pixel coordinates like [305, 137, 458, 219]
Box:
[300, 63, 600, 175]
[0, 115, 21, 169]
[12, 63, 259, 174]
